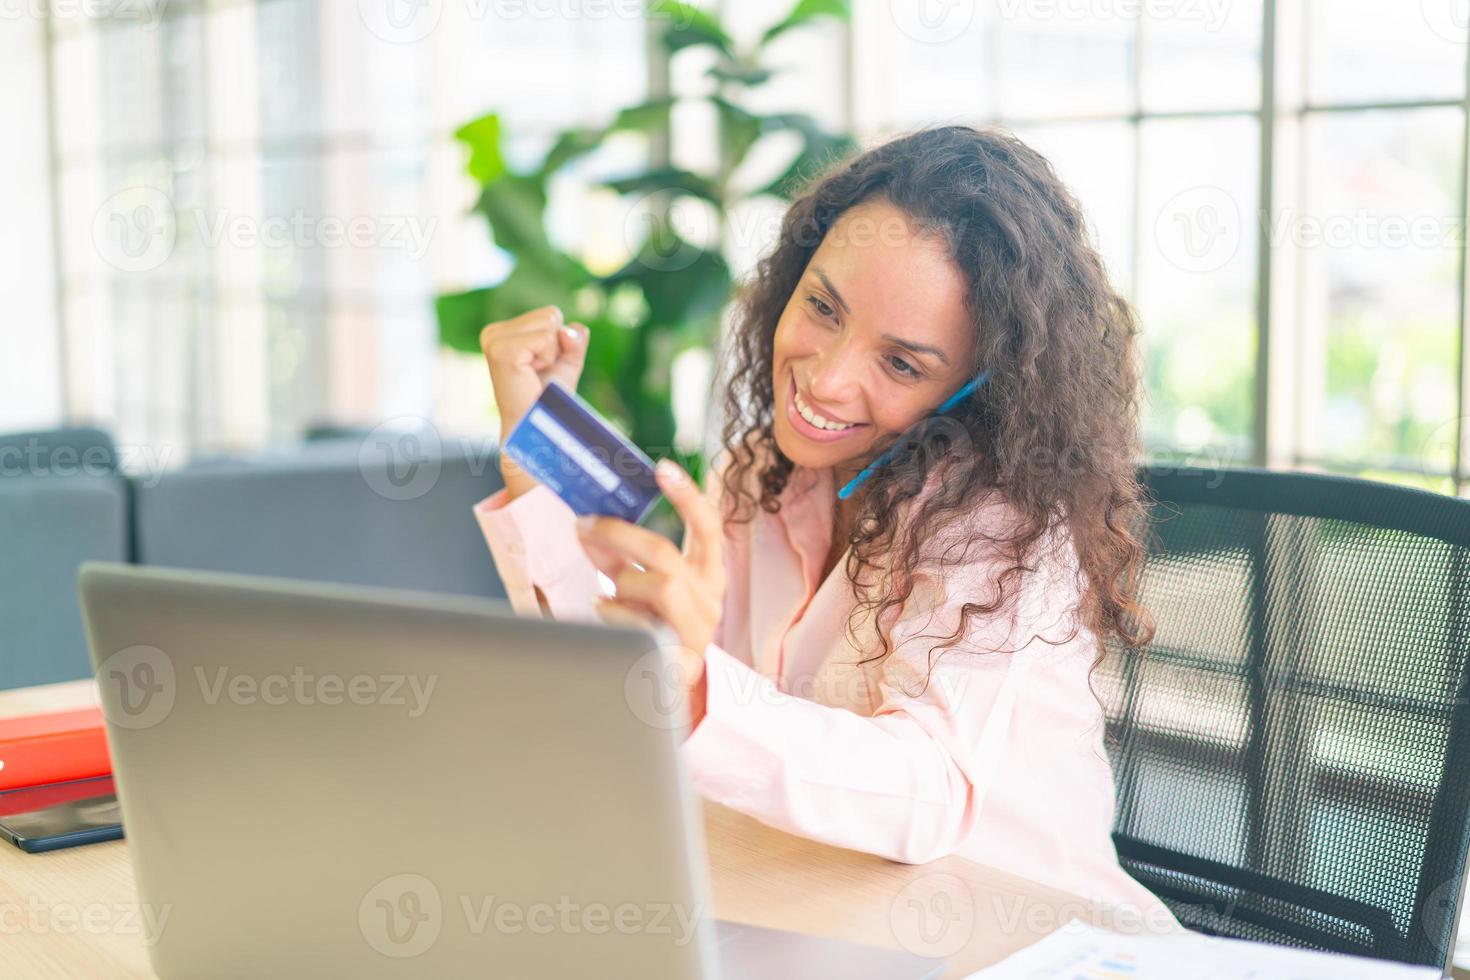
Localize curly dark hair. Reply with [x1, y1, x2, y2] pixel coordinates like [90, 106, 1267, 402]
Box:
[716, 124, 1154, 683]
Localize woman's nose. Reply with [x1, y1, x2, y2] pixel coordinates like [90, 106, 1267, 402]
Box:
[806, 343, 861, 404]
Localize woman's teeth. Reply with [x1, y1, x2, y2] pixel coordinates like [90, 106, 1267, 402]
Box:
[794, 389, 857, 431]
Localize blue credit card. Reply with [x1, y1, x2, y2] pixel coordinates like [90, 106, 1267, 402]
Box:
[502, 379, 662, 523]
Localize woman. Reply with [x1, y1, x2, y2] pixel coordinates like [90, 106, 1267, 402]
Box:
[474, 125, 1178, 928]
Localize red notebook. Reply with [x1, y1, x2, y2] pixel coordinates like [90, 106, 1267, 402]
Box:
[0, 707, 112, 792]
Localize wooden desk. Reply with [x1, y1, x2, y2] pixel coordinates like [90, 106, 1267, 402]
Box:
[0, 681, 1113, 978]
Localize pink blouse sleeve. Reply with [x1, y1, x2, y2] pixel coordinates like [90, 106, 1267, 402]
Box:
[473, 484, 607, 624]
[680, 532, 1078, 866]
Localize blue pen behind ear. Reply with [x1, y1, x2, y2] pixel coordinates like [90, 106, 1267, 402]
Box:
[836, 370, 991, 500]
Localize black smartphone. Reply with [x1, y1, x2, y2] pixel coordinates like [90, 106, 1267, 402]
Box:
[0, 775, 123, 853]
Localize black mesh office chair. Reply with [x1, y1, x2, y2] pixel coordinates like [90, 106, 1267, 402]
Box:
[1100, 466, 1470, 972]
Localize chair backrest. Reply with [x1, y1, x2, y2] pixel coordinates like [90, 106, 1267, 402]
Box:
[0, 426, 118, 478]
[132, 437, 509, 600]
[0, 428, 129, 688]
[1101, 466, 1470, 971]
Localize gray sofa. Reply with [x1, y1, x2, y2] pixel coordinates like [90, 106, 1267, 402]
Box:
[1, 427, 508, 691]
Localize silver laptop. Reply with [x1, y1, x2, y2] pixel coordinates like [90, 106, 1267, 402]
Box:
[78, 563, 944, 979]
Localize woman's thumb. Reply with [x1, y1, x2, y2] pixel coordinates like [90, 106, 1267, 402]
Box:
[550, 322, 588, 385]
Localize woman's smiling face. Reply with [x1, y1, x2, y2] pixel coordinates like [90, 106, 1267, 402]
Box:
[771, 198, 979, 479]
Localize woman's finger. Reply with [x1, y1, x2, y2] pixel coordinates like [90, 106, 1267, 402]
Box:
[481, 307, 562, 362]
[654, 459, 723, 579]
[479, 305, 561, 347]
[484, 316, 587, 380]
[609, 565, 679, 613]
[609, 568, 703, 644]
[606, 561, 719, 633]
[485, 335, 559, 394]
[576, 516, 683, 574]
[579, 538, 634, 579]
[555, 321, 587, 360]
[593, 596, 659, 632]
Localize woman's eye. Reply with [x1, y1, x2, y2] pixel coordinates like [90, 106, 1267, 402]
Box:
[805, 295, 836, 320]
[888, 355, 920, 379]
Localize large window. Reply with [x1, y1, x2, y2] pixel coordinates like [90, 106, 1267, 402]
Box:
[17, 1, 1470, 498]
[855, 0, 1470, 494]
[854, 1, 1265, 467]
[1283, 2, 1467, 492]
[40, 0, 645, 457]
[0, 9, 62, 431]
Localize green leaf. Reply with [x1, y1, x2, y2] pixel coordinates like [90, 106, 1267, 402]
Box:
[712, 96, 764, 173]
[578, 314, 639, 425]
[436, 287, 497, 354]
[706, 61, 774, 87]
[760, 0, 849, 47]
[472, 174, 554, 258]
[609, 97, 676, 134]
[539, 128, 605, 179]
[635, 398, 679, 460]
[604, 236, 731, 328]
[538, 99, 675, 179]
[731, 108, 842, 152]
[647, 0, 734, 56]
[602, 167, 721, 204]
[453, 114, 508, 185]
[760, 110, 826, 138]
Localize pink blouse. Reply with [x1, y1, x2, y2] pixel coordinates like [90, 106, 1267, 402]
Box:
[474, 451, 1180, 930]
